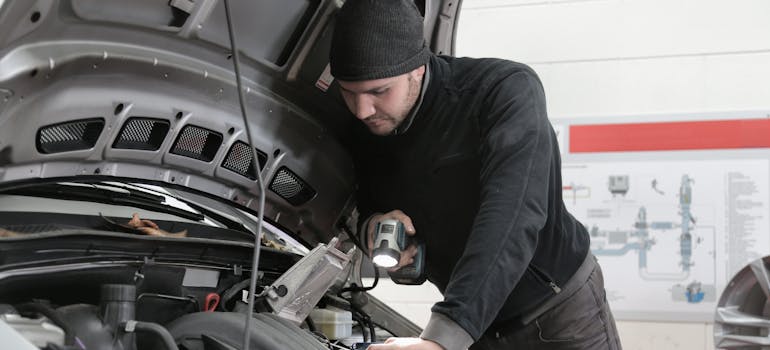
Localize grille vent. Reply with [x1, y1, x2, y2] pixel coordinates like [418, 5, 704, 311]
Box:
[170, 125, 222, 162]
[269, 166, 316, 206]
[112, 117, 170, 151]
[222, 141, 268, 180]
[36, 118, 104, 154]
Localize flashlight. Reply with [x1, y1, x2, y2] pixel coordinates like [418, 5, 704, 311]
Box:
[372, 219, 403, 268]
[372, 219, 426, 285]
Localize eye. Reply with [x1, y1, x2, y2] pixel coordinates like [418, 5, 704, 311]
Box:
[340, 90, 356, 101]
[371, 88, 388, 96]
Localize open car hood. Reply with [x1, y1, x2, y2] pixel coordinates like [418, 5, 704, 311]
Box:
[0, 0, 362, 246]
[0, 0, 460, 246]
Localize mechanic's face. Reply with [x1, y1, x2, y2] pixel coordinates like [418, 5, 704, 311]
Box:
[338, 66, 425, 136]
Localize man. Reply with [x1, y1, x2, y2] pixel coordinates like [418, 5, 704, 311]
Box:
[329, 1, 622, 349]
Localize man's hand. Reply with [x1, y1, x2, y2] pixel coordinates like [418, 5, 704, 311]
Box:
[126, 213, 187, 238]
[367, 210, 418, 270]
[368, 338, 443, 350]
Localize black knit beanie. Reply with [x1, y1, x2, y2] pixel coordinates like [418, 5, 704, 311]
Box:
[330, 0, 432, 81]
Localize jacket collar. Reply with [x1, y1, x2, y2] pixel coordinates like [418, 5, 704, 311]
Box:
[392, 58, 433, 135]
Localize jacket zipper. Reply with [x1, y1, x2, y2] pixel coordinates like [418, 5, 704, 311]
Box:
[527, 265, 562, 294]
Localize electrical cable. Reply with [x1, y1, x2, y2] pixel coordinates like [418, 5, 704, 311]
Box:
[221, 1, 268, 350]
[337, 221, 379, 293]
[351, 314, 369, 342]
[122, 321, 179, 350]
[336, 221, 381, 340]
[337, 219, 368, 257]
[368, 315, 376, 342]
[338, 266, 379, 294]
[304, 315, 317, 332]
[328, 341, 350, 350]
[345, 300, 376, 343]
[223, 3, 380, 348]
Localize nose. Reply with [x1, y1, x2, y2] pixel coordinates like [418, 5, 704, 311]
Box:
[353, 94, 376, 120]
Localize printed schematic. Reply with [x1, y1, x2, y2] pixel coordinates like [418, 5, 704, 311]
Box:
[562, 159, 769, 319]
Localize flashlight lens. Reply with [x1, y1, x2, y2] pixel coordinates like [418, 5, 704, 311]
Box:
[372, 254, 398, 268]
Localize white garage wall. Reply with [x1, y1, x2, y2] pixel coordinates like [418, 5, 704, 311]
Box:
[457, 0, 770, 119]
[368, 1, 770, 349]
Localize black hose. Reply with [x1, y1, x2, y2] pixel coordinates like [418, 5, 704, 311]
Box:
[367, 315, 376, 342]
[337, 220, 380, 294]
[339, 265, 379, 294]
[304, 315, 317, 332]
[351, 314, 369, 342]
[16, 301, 76, 346]
[349, 302, 376, 343]
[122, 321, 179, 350]
[338, 219, 368, 257]
[221, 278, 252, 310]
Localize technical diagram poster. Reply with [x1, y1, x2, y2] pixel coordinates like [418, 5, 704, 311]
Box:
[562, 159, 770, 321]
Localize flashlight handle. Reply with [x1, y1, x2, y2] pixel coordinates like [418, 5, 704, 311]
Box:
[388, 238, 426, 285]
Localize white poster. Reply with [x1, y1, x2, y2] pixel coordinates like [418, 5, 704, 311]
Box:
[562, 159, 770, 320]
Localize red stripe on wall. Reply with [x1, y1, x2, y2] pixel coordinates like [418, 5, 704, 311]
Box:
[569, 119, 770, 153]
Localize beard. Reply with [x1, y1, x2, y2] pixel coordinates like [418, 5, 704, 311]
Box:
[364, 75, 422, 136]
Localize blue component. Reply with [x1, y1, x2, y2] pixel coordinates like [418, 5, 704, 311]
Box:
[389, 222, 426, 285]
[592, 242, 643, 256]
[650, 222, 674, 230]
[686, 291, 705, 303]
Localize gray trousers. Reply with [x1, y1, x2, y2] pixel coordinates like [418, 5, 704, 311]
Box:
[470, 256, 622, 349]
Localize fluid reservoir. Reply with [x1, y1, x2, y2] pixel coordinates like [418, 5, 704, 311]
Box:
[0, 305, 65, 348]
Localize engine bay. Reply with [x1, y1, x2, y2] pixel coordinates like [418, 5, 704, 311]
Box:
[0, 268, 323, 350]
[0, 213, 410, 350]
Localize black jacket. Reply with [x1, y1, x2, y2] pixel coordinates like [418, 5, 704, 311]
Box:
[348, 55, 590, 341]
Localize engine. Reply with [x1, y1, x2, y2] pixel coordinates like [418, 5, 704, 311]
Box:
[0, 236, 382, 350]
[0, 281, 339, 350]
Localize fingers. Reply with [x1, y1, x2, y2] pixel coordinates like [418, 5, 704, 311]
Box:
[136, 227, 187, 238]
[367, 338, 426, 349]
[128, 213, 159, 229]
[136, 227, 161, 236]
[0, 228, 18, 237]
[367, 337, 398, 349]
[169, 229, 188, 238]
[128, 213, 142, 227]
[141, 219, 159, 229]
[366, 210, 416, 258]
[383, 210, 415, 234]
[127, 213, 184, 238]
[387, 244, 418, 272]
[399, 244, 418, 265]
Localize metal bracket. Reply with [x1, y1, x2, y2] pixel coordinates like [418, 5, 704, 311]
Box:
[266, 237, 354, 324]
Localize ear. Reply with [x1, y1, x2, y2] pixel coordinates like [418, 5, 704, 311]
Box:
[409, 65, 426, 81]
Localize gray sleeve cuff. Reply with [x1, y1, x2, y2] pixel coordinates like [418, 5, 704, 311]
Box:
[420, 312, 474, 350]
